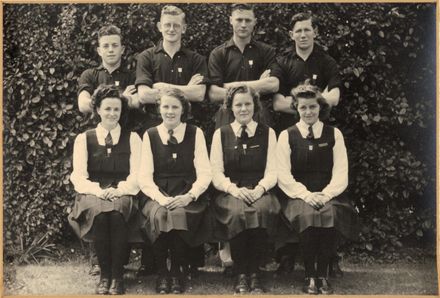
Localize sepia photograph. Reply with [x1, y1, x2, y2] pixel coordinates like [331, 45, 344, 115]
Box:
[2, 2, 438, 296]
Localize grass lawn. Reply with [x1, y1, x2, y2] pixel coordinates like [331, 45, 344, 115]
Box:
[4, 252, 438, 296]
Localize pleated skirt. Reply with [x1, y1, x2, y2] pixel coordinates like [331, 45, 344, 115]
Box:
[279, 193, 359, 241]
[211, 191, 281, 241]
[140, 194, 209, 247]
[68, 194, 144, 243]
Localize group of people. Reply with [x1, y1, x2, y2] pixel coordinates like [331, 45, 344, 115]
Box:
[68, 3, 358, 295]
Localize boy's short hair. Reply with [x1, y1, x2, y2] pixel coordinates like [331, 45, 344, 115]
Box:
[231, 3, 254, 14]
[290, 12, 318, 29]
[97, 25, 122, 43]
[161, 5, 186, 23]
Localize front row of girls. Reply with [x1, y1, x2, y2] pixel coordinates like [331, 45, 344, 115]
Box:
[69, 81, 358, 295]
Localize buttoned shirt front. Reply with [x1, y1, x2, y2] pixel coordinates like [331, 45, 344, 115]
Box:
[135, 40, 208, 87]
[277, 45, 341, 96]
[78, 64, 135, 96]
[208, 38, 282, 86]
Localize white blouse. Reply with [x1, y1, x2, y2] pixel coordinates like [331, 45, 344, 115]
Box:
[210, 120, 278, 192]
[137, 122, 212, 201]
[70, 123, 142, 197]
[276, 119, 348, 200]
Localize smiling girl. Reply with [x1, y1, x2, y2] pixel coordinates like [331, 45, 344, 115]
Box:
[210, 85, 280, 294]
[276, 81, 358, 294]
[137, 88, 211, 294]
[69, 85, 142, 295]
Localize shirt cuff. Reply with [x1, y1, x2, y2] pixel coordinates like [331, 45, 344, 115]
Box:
[257, 183, 267, 193]
[297, 190, 313, 200]
[321, 190, 334, 201]
[188, 187, 202, 200]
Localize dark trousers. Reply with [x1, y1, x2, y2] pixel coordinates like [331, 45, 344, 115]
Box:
[230, 228, 267, 275]
[94, 211, 129, 279]
[153, 230, 189, 277]
[300, 227, 337, 278]
[89, 242, 99, 266]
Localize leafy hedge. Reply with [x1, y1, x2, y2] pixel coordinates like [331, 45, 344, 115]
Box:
[3, 3, 436, 261]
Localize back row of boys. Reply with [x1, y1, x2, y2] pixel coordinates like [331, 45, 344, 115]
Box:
[78, 4, 340, 136]
[77, 3, 341, 276]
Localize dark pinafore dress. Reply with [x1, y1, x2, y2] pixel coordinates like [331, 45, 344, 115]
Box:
[212, 123, 281, 241]
[141, 125, 208, 247]
[68, 129, 143, 242]
[279, 125, 359, 240]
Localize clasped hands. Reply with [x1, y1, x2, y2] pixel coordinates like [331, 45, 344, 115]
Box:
[99, 188, 122, 201]
[228, 185, 265, 205]
[303, 192, 331, 210]
[157, 193, 194, 210]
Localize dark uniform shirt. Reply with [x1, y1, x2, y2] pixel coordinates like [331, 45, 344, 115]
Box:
[135, 40, 208, 87]
[276, 44, 341, 132]
[77, 64, 145, 135]
[78, 64, 135, 96]
[208, 38, 281, 85]
[208, 38, 282, 127]
[135, 40, 208, 127]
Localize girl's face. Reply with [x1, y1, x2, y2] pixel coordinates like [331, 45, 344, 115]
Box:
[96, 97, 122, 130]
[232, 92, 254, 125]
[160, 95, 183, 129]
[297, 97, 320, 125]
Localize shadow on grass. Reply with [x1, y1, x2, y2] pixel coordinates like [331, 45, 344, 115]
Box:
[5, 259, 438, 295]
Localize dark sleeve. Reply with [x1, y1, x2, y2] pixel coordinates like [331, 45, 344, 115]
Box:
[323, 55, 341, 91]
[192, 53, 210, 84]
[129, 70, 137, 93]
[208, 47, 225, 86]
[135, 51, 154, 87]
[77, 68, 96, 96]
[276, 56, 290, 96]
[261, 44, 283, 81]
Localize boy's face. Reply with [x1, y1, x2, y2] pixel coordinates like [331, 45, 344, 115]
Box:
[157, 14, 186, 44]
[289, 19, 316, 51]
[230, 9, 256, 40]
[97, 35, 124, 67]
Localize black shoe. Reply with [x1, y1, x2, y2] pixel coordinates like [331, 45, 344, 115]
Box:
[302, 277, 319, 294]
[89, 264, 101, 276]
[156, 276, 170, 294]
[318, 278, 334, 294]
[95, 278, 110, 295]
[137, 265, 157, 277]
[249, 273, 264, 293]
[108, 279, 125, 295]
[234, 274, 249, 294]
[170, 276, 182, 294]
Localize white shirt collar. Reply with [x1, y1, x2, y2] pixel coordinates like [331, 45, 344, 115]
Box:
[96, 123, 121, 144]
[231, 120, 257, 137]
[158, 122, 185, 134]
[97, 123, 121, 136]
[297, 119, 323, 138]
